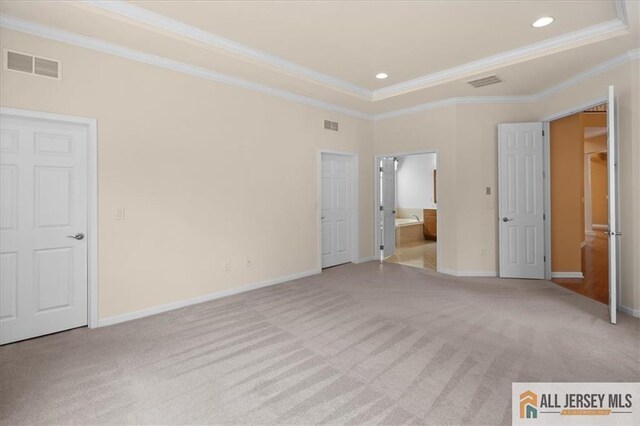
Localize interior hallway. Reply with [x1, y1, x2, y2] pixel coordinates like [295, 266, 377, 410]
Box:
[2, 262, 637, 425]
[386, 241, 437, 271]
[552, 234, 609, 304]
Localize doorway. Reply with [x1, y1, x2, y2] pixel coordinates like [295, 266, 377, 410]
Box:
[549, 103, 609, 304]
[319, 151, 358, 269]
[375, 151, 438, 272]
[0, 108, 98, 344]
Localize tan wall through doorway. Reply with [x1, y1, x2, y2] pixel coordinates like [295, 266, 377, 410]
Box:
[550, 114, 584, 274]
[591, 153, 608, 226]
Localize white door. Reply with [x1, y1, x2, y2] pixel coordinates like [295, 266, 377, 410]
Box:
[498, 123, 545, 279]
[1, 114, 88, 344]
[606, 86, 619, 324]
[380, 157, 396, 258]
[321, 154, 351, 268]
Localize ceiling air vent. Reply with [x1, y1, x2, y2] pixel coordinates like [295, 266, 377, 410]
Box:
[467, 74, 502, 88]
[5, 50, 60, 79]
[324, 120, 339, 131]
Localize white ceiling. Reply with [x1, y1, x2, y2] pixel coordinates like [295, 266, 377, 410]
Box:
[0, 0, 638, 118]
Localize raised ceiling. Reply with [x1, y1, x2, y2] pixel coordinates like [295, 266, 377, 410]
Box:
[127, 0, 618, 88]
[0, 0, 638, 118]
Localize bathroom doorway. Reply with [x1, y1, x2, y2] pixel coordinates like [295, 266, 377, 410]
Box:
[376, 151, 438, 271]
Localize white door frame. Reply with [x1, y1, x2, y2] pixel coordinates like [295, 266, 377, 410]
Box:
[1, 107, 99, 329]
[317, 150, 359, 269]
[541, 96, 607, 281]
[373, 149, 441, 271]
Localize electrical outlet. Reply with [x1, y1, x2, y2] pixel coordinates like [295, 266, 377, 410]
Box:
[245, 258, 253, 268]
[223, 261, 231, 272]
[115, 208, 125, 220]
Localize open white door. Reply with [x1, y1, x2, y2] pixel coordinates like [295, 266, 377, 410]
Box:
[606, 85, 619, 324]
[380, 158, 396, 259]
[498, 123, 545, 279]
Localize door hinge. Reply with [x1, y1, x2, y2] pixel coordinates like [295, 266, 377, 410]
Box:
[379, 206, 384, 211]
[543, 214, 546, 220]
[380, 245, 384, 250]
[379, 166, 383, 172]
[542, 130, 545, 136]
[544, 256, 546, 262]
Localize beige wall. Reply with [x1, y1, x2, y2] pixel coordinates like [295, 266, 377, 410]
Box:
[0, 29, 375, 319]
[375, 63, 639, 313]
[550, 113, 584, 273]
[2, 27, 639, 317]
[590, 153, 608, 226]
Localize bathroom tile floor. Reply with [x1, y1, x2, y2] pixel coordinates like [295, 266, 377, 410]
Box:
[386, 240, 436, 271]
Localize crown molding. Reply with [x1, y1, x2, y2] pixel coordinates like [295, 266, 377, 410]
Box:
[0, 16, 637, 123]
[374, 48, 639, 121]
[371, 18, 628, 101]
[84, 0, 628, 103]
[0, 15, 374, 121]
[83, 0, 372, 100]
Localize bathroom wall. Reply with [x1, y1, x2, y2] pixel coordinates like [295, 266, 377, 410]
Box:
[396, 153, 437, 218]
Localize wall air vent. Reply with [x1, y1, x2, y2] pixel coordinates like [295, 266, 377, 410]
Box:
[324, 120, 339, 131]
[467, 74, 502, 88]
[4, 50, 60, 79]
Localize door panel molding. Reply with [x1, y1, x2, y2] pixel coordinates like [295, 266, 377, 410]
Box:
[318, 150, 359, 269]
[0, 107, 98, 331]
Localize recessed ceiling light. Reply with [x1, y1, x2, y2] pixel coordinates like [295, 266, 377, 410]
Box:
[376, 73, 388, 79]
[532, 17, 554, 28]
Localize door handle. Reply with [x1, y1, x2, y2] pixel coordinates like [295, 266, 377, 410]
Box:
[502, 217, 514, 222]
[604, 231, 622, 237]
[66, 233, 85, 240]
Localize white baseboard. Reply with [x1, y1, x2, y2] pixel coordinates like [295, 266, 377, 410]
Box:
[551, 272, 584, 279]
[354, 256, 377, 264]
[98, 268, 321, 327]
[438, 267, 497, 277]
[592, 224, 608, 230]
[619, 304, 640, 318]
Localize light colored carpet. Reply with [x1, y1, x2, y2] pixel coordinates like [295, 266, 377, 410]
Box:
[1, 262, 639, 425]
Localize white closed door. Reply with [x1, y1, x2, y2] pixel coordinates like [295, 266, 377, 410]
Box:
[1, 114, 88, 344]
[498, 123, 545, 279]
[606, 85, 619, 324]
[380, 157, 396, 259]
[321, 154, 351, 268]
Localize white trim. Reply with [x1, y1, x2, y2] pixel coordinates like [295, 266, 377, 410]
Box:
[0, 15, 373, 121]
[0, 107, 99, 329]
[84, 0, 629, 102]
[373, 150, 441, 272]
[585, 231, 596, 236]
[438, 268, 498, 277]
[354, 256, 376, 264]
[373, 19, 628, 101]
[98, 268, 321, 327]
[581, 241, 587, 248]
[543, 122, 552, 280]
[551, 272, 585, 279]
[318, 150, 360, 269]
[83, 0, 371, 100]
[592, 223, 608, 230]
[378, 50, 638, 121]
[1, 14, 638, 122]
[619, 303, 640, 319]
